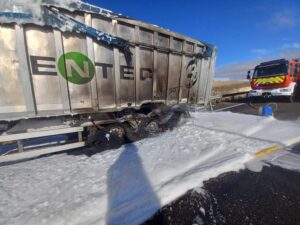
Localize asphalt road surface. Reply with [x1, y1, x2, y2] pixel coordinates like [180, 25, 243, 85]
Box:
[144, 159, 300, 225]
[144, 99, 300, 225]
[213, 99, 300, 122]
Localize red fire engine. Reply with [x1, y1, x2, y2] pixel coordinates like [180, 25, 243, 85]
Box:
[247, 58, 300, 102]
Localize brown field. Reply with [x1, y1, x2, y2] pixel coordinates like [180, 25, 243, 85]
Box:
[211, 80, 251, 96]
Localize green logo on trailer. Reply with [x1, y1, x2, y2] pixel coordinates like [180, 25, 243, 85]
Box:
[57, 52, 95, 84]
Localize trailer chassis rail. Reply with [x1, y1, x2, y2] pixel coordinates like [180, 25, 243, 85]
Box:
[0, 127, 85, 163]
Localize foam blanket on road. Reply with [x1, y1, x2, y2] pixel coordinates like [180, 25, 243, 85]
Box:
[0, 112, 298, 225]
[193, 111, 300, 146]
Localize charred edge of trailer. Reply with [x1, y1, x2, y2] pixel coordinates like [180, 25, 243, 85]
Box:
[0, 1, 216, 161]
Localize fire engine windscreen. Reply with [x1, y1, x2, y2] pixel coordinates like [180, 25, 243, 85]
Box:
[253, 63, 288, 78]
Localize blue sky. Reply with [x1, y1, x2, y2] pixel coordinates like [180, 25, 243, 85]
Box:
[86, 0, 300, 79]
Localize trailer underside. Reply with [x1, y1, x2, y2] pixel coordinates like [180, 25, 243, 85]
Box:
[0, 103, 190, 163]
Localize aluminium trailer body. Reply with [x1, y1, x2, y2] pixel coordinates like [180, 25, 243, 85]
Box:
[0, 0, 217, 162]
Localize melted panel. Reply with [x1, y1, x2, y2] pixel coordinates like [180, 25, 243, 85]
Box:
[119, 46, 136, 107]
[154, 51, 168, 100]
[181, 56, 194, 100]
[139, 47, 153, 103]
[168, 54, 182, 103]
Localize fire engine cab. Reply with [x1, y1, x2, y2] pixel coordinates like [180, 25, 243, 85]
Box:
[247, 58, 300, 102]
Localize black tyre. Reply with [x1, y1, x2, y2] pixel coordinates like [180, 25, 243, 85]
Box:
[293, 85, 299, 102]
[93, 124, 126, 149]
[144, 119, 162, 136]
[124, 118, 149, 142]
[106, 125, 126, 148]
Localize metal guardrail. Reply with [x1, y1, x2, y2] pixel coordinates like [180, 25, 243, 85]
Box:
[208, 91, 249, 111]
[222, 91, 249, 98]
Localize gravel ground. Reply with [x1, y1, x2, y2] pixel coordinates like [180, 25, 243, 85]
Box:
[144, 162, 300, 225]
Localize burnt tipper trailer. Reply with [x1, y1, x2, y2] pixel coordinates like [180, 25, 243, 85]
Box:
[0, 0, 217, 162]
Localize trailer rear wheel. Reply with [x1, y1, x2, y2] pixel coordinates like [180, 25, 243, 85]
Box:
[92, 124, 125, 149]
[144, 120, 162, 135]
[124, 119, 149, 142]
[106, 125, 126, 148]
